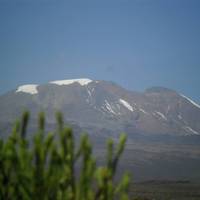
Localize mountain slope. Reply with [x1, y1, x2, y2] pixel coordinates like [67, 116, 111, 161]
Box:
[0, 78, 200, 137]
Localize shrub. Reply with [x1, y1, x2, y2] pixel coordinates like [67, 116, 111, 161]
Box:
[0, 111, 130, 200]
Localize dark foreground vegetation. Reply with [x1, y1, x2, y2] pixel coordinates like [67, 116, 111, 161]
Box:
[1, 112, 200, 200]
[0, 112, 129, 200]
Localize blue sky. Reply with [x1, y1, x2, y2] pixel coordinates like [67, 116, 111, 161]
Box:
[0, 0, 200, 102]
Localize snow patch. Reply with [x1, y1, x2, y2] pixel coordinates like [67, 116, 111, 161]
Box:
[180, 94, 200, 109]
[87, 88, 92, 97]
[139, 108, 148, 115]
[155, 111, 167, 121]
[16, 84, 38, 95]
[184, 126, 200, 135]
[85, 86, 95, 105]
[50, 78, 92, 86]
[105, 100, 117, 115]
[119, 99, 134, 112]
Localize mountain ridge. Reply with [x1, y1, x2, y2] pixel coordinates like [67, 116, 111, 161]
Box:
[0, 78, 200, 137]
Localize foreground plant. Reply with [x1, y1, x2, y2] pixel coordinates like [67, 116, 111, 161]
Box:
[0, 111, 130, 200]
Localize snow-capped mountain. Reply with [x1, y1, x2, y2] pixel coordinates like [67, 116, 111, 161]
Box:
[1, 78, 200, 137]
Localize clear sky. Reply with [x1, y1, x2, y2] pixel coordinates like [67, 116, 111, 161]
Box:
[0, 0, 200, 102]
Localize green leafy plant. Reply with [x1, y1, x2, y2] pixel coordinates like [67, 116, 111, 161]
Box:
[0, 111, 130, 200]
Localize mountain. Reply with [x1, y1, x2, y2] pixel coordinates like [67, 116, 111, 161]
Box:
[1, 78, 200, 181]
[0, 78, 200, 137]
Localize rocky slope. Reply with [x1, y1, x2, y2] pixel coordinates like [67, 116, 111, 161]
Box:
[0, 78, 200, 137]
